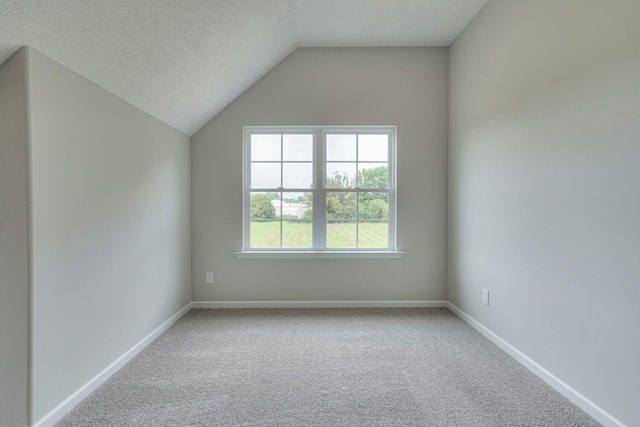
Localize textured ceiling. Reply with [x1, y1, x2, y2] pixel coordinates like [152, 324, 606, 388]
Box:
[0, 0, 487, 135]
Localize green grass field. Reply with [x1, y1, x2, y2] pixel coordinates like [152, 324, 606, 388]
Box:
[250, 221, 388, 248]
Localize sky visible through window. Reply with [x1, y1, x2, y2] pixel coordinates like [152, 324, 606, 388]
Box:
[250, 133, 388, 190]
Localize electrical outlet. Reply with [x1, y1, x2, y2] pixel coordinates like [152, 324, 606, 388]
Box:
[206, 272, 214, 284]
[482, 289, 489, 305]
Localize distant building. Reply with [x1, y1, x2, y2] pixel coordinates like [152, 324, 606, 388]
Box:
[271, 200, 310, 219]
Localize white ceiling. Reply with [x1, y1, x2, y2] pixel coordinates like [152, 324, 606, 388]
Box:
[0, 0, 487, 135]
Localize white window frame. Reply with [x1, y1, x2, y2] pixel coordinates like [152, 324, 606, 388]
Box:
[237, 126, 402, 259]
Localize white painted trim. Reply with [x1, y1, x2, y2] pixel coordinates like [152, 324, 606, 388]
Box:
[445, 302, 626, 427]
[235, 251, 404, 259]
[243, 125, 398, 253]
[32, 302, 193, 427]
[192, 300, 446, 309]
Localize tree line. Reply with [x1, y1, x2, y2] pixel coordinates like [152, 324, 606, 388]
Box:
[251, 166, 388, 221]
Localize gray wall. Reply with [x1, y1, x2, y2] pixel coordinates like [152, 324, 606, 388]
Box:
[448, 1, 640, 425]
[191, 48, 448, 302]
[0, 48, 29, 427]
[26, 48, 192, 423]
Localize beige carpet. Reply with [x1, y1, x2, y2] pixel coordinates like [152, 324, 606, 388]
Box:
[56, 308, 600, 426]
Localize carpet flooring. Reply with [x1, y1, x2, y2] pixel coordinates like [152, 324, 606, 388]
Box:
[56, 308, 600, 426]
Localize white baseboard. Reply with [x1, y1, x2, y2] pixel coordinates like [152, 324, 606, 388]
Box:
[445, 302, 625, 427]
[33, 300, 622, 427]
[32, 302, 193, 427]
[192, 300, 448, 309]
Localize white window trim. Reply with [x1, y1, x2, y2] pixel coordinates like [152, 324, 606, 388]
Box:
[235, 251, 404, 259]
[239, 125, 402, 258]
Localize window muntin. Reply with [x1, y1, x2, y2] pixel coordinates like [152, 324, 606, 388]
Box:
[244, 126, 395, 251]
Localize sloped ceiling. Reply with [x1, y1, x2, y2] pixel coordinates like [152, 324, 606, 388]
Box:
[0, 0, 486, 135]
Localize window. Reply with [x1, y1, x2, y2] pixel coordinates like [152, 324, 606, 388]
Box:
[242, 126, 397, 254]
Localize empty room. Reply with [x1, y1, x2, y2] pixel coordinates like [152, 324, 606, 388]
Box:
[1, 1, 638, 426]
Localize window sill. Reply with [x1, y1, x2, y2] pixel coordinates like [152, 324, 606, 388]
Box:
[235, 251, 404, 259]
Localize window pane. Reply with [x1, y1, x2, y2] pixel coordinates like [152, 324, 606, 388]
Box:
[358, 134, 388, 161]
[250, 192, 280, 220]
[251, 163, 281, 188]
[250, 221, 281, 248]
[326, 163, 356, 188]
[251, 134, 281, 161]
[283, 163, 313, 189]
[327, 191, 356, 220]
[326, 134, 356, 161]
[358, 221, 388, 248]
[357, 163, 388, 189]
[358, 192, 389, 248]
[326, 191, 357, 247]
[282, 220, 312, 248]
[327, 222, 356, 248]
[280, 192, 312, 248]
[280, 192, 312, 219]
[358, 192, 389, 219]
[281, 191, 311, 206]
[250, 192, 280, 248]
[283, 134, 313, 161]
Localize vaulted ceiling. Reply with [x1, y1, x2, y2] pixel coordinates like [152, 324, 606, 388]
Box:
[0, 0, 486, 135]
